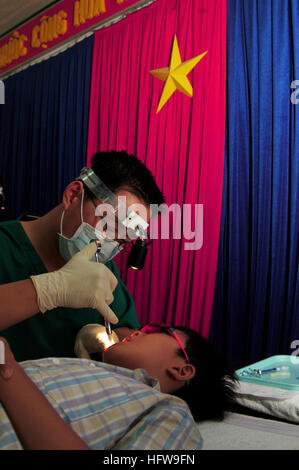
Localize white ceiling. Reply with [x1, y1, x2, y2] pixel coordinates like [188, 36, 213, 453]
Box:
[0, 0, 61, 39]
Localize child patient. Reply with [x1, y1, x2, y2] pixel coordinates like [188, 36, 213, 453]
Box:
[0, 325, 237, 450]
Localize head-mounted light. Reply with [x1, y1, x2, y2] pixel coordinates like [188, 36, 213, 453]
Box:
[127, 238, 151, 270]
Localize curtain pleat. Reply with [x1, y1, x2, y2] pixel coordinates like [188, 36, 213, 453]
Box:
[0, 36, 94, 220]
[210, 0, 299, 369]
[87, 0, 227, 335]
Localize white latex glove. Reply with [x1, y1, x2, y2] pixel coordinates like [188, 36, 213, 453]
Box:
[74, 324, 119, 360]
[30, 242, 119, 324]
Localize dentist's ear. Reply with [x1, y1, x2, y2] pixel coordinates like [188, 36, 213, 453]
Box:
[62, 181, 84, 210]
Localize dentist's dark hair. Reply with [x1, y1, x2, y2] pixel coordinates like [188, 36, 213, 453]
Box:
[83, 151, 165, 207]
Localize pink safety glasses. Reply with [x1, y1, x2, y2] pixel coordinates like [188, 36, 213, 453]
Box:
[140, 324, 190, 364]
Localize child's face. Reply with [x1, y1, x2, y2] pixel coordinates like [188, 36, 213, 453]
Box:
[102, 328, 189, 380]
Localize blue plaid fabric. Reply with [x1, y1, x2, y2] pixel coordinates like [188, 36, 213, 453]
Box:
[0, 358, 203, 450]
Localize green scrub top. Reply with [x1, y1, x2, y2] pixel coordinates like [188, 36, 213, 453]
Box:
[0, 220, 140, 361]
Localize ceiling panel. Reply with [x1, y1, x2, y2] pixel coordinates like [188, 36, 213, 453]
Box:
[0, 0, 60, 39]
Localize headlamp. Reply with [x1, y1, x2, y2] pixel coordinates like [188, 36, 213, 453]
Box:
[127, 238, 151, 270]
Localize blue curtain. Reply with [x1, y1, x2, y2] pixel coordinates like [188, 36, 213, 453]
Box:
[210, 0, 299, 369]
[0, 36, 94, 221]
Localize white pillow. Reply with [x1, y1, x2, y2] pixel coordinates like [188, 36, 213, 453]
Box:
[235, 382, 299, 424]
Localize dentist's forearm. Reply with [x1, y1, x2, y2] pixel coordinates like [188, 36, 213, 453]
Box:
[0, 243, 119, 331]
[0, 280, 40, 330]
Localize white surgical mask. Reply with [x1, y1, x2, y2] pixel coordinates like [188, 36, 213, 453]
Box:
[58, 190, 122, 263]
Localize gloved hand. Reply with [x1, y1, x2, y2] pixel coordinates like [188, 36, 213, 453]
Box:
[74, 324, 119, 359]
[30, 242, 119, 324]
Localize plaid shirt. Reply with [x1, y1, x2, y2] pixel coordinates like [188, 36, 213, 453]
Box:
[0, 358, 203, 450]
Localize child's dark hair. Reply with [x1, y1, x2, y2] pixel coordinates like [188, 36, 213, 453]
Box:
[173, 326, 238, 422]
[84, 150, 165, 206]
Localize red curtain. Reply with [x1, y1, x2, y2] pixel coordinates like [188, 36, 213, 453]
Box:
[87, 0, 227, 336]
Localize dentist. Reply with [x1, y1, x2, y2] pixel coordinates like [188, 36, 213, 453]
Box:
[0, 151, 164, 361]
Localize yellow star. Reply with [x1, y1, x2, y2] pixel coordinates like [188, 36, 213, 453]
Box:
[149, 35, 208, 113]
